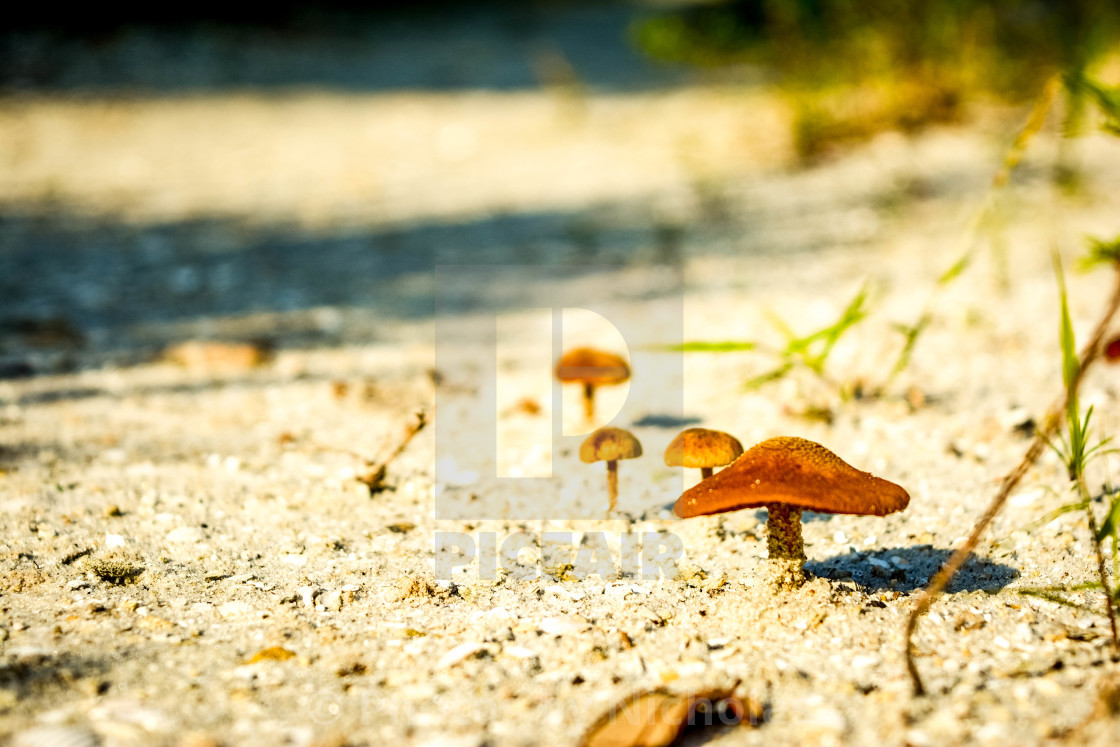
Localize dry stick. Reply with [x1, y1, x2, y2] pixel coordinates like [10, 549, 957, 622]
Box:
[309, 410, 428, 494]
[377, 409, 428, 469]
[905, 264, 1120, 696]
[310, 409, 428, 466]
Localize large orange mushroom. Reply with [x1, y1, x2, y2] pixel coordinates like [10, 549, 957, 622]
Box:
[674, 436, 910, 589]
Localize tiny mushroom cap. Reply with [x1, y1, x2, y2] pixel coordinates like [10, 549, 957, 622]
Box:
[580, 427, 643, 464]
[556, 348, 631, 387]
[664, 428, 744, 471]
[674, 436, 909, 519]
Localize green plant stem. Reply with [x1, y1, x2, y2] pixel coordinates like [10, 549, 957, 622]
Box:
[904, 261, 1120, 696]
[1078, 477, 1120, 658]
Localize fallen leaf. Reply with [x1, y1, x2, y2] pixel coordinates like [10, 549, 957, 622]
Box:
[580, 686, 764, 747]
[246, 646, 297, 664]
[502, 397, 542, 416]
[162, 340, 271, 372]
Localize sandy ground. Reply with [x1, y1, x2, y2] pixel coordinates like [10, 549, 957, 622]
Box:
[4, 5, 1120, 746]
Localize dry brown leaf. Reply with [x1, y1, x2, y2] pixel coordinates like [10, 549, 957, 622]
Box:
[502, 397, 542, 416]
[580, 686, 763, 747]
[245, 646, 297, 664]
[162, 340, 271, 372]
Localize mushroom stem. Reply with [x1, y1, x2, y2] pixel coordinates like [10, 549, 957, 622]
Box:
[606, 460, 618, 513]
[766, 504, 806, 589]
[700, 467, 714, 480]
[582, 382, 596, 422]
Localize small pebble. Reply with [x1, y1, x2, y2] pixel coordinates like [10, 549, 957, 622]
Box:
[320, 590, 343, 612]
[297, 586, 318, 609]
[11, 727, 100, 747]
[539, 615, 589, 636]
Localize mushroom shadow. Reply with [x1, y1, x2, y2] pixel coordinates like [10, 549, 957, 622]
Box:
[632, 413, 703, 429]
[806, 545, 1020, 593]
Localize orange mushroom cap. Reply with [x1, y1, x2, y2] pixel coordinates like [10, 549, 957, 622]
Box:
[673, 436, 909, 518]
[556, 348, 630, 386]
[580, 427, 643, 464]
[664, 428, 744, 470]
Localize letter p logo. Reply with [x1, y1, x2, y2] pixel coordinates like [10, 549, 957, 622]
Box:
[434, 264, 684, 520]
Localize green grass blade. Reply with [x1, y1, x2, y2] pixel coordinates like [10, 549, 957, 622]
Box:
[1017, 585, 1105, 614]
[1097, 494, 1120, 544]
[1001, 497, 1086, 543]
[744, 363, 794, 390]
[1080, 235, 1120, 270]
[795, 283, 871, 372]
[764, 309, 797, 343]
[1055, 254, 1079, 399]
[664, 341, 758, 352]
[1066, 73, 1120, 123]
[887, 314, 932, 381]
[937, 252, 972, 286]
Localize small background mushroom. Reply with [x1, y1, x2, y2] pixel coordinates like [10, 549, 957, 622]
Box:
[674, 436, 909, 589]
[580, 426, 643, 514]
[664, 427, 744, 480]
[556, 347, 630, 424]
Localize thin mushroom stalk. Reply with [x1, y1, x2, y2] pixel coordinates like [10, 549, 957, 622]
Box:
[606, 460, 618, 512]
[700, 467, 714, 480]
[766, 504, 806, 589]
[583, 382, 595, 422]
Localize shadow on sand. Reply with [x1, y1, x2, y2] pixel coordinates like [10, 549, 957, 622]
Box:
[807, 545, 1020, 594]
[632, 413, 703, 429]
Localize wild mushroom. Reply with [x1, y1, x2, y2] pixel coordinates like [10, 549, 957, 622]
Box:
[664, 428, 744, 480]
[581, 427, 643, 514]
[556, 348, 630, 423]
[674, 436, 909, 589]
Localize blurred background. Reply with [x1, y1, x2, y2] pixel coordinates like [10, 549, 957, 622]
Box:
[2, 0, 1119, 374]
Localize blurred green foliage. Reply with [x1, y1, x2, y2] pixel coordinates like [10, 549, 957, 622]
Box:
[633, 0, 1120, 157]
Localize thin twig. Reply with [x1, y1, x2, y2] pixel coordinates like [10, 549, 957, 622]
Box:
[357, 409, 428, 494]
[302, 410, 428, 495]
[905, 263, 1120, 696]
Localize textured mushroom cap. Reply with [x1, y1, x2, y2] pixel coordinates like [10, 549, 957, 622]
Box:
[580, 427, 643, 463]
[556, 348, 630, 386]
[673, 436, 909, 518]
[664, 428, 744, 469]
